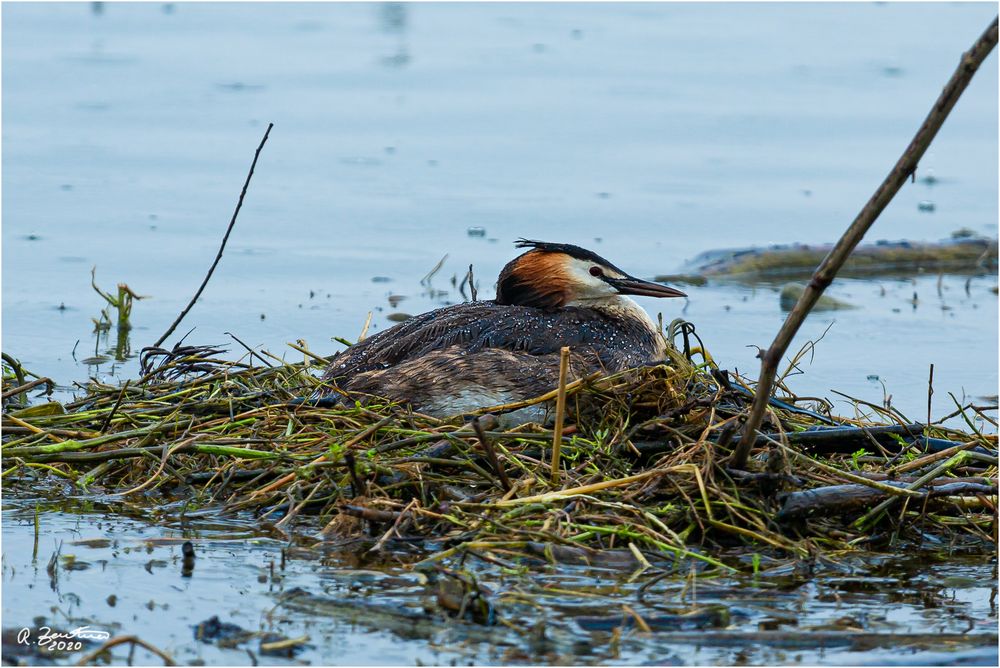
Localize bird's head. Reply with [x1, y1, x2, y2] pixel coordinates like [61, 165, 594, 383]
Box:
[495, 239, 686, 309]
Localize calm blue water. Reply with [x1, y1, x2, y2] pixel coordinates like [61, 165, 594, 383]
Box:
[2, 4, 998, 665]
[3, 2, 997, 424]
[3, 2, 998, 421]
[2, 496, 997, 666]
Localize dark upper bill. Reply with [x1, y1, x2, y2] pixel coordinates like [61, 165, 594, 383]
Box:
[607, 276, 687, 299]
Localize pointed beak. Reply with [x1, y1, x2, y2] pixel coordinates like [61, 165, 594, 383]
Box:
[607, 276, 687, 299]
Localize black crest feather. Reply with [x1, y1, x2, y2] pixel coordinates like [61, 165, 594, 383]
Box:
[496, 239, 629, 308]
[512, 239, 626, 274]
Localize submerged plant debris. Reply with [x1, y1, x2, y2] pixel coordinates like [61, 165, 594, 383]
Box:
[681, 235, 999, 280]
[3, 324, 996, 575]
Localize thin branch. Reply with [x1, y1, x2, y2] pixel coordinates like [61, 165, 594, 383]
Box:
[75, 634, 175, 666]
[1, 353, 26, 386]
[473, 415, 511, 492]
[1, 376, 54, 401]
[732, 17, 999, 469]
[153, 123, 274, 348]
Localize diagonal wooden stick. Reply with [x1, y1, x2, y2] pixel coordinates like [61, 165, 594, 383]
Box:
[732, 17, 999, 469]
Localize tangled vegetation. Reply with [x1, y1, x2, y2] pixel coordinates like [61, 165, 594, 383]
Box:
[2, 330, 996, 573]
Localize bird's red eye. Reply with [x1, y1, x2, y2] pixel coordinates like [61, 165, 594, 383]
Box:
[589, 266, 603, 277]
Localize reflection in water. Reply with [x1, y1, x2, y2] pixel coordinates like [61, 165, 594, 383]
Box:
[88, 273, 144, 363]
[1, 500, 996, 667]
[113, 325, 130, 361]
[86, 317, 129, 365]
[378, 2, 410, 68]
[379, 2, 407, 33]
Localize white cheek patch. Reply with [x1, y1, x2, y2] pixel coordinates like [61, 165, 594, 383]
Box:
[566, 258, 619, 300]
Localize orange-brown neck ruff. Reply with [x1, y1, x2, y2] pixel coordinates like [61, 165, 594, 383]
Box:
[495, 251, 572, 309]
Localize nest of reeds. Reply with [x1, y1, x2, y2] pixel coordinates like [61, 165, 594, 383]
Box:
[2, 334, 996, 569]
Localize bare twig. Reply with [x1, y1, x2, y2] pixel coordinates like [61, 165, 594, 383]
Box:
[225, 331, 274, 368]
[420, 254, 448, 285]
[1, 376, 54, 401]
[473, 415, 510, 492]
[99, 379, 130, 433]
[153, 123, 274, 348]
[855, 451, 974, 529]
[733, 18, 999, 468]
[468, 264, 478, 301]
[927, 363, 935, 430]
[369, 498, 416, 552]
[357, 311, 373, 342]
[287, 340, 328, 364]
[75, 635, 175, 666]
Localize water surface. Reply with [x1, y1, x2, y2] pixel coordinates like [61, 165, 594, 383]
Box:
[2, 4, 998, 665]
[2, 492, 997, 666]
[3, 2, 997, 420]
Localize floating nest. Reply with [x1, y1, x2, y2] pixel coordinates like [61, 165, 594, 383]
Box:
[2, 331, 996, 571]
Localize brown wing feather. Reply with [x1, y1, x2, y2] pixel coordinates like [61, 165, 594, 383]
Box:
[323, 301, 499, 380]
[344, 346, 608, 415]
[322, 300, 661, 387]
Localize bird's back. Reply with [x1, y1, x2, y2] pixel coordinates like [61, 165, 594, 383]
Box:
[319, 300, 667, 421]
[322, 299, 663, 386]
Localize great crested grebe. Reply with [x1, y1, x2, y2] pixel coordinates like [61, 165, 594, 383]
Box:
[318, 240, 687, 422]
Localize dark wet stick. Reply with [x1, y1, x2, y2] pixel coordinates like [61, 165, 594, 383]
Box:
[99, 379, 130, 433]
[32, 502, 40, 562]
[153, 122, 274, 348]
[927, 363, 934, 431]
[344, 452, 364, 498]
[1, 375, 54, 401]
[341, 504, 399, 523]
[181, 541, 196, 578]
[225, 331, 275, 368]
[777, 480, 997, 522]
[288, 395, 340, 408]
[472, 415, 510, 492]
